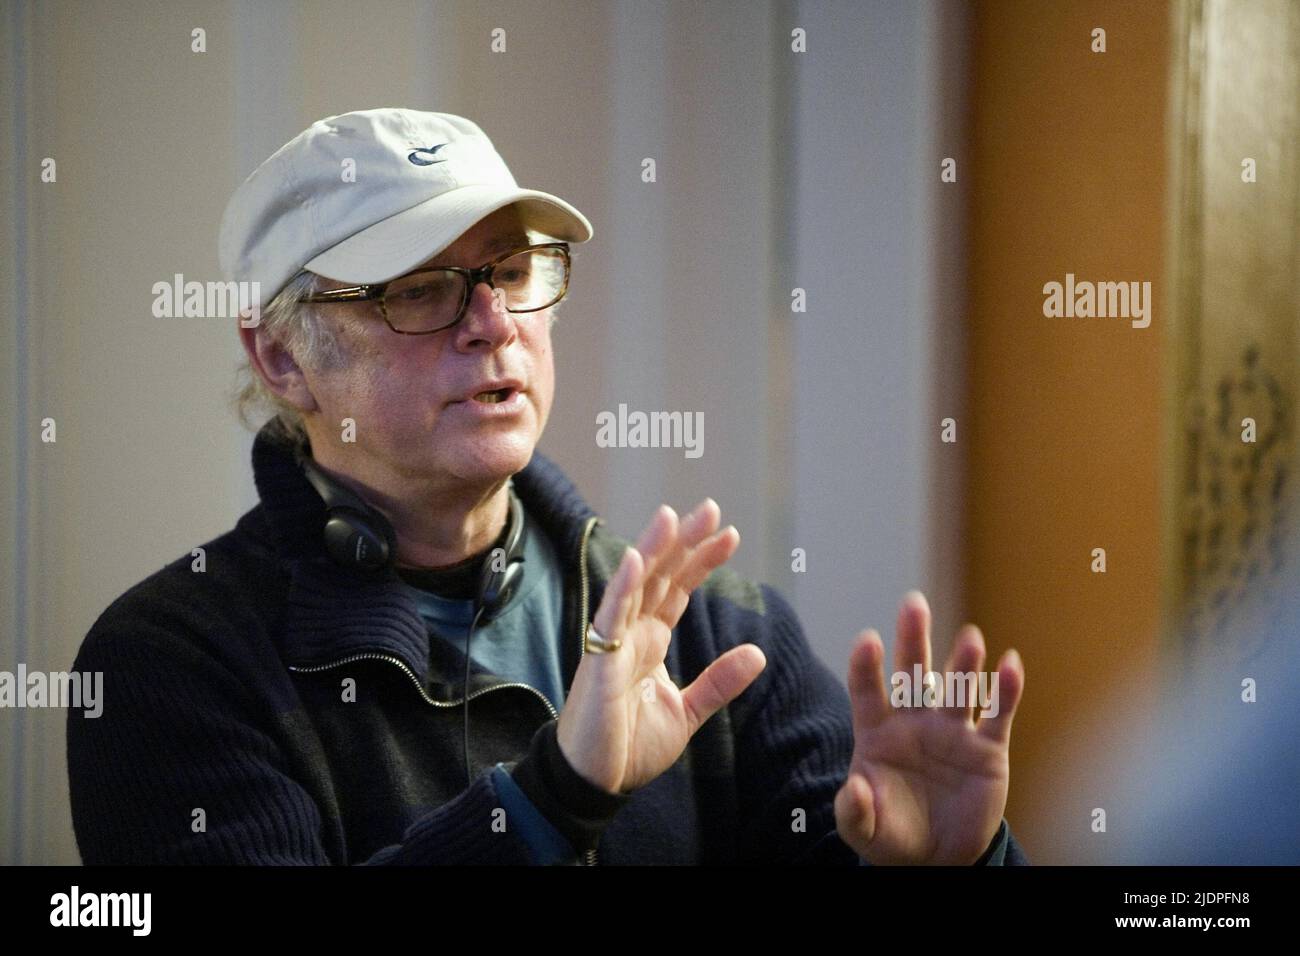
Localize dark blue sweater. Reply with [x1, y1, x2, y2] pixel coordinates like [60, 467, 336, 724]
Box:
[66, 422, 1027, 865]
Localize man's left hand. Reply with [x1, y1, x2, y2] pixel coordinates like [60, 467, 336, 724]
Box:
[834, 590, 1025, 864]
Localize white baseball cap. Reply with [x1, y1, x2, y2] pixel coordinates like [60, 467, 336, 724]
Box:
[218, 107, 594, 309]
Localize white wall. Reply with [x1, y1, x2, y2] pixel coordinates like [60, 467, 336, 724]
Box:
[785, 0, 971, 678]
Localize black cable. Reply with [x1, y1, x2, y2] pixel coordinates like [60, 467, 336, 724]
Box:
[462, 484, 518, 789]
[464, 601, 488, 789]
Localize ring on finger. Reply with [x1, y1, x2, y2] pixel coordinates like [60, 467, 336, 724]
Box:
[585, 622, 623, 654]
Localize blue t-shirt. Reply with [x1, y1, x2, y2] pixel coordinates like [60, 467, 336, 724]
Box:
[398, 507, 581, 862]
[399, 506, 568, 714]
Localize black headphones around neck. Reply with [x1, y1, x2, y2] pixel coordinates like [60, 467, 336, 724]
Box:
[296, 449, 527, 624]
[296, 448, 530, 790]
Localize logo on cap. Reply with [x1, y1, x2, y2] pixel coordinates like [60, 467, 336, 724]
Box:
[407, 143, 448, 166]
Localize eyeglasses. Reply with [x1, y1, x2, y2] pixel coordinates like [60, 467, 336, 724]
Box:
[299, 241, 572, 335]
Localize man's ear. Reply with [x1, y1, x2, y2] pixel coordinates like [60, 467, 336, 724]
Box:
[238, 321, 319, 414]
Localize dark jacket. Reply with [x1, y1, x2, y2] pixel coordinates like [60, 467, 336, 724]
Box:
[67, 422, 1027, 865]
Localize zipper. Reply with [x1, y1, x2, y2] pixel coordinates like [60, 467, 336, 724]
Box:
[288, 512, 605, 866]
[575, 515, 600, 670]
[288, 651, 559, 719]
[575, 514, 600, 867]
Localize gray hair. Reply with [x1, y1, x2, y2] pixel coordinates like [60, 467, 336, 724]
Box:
[230, 229, 566, 443]
[230, 270, 342, 448]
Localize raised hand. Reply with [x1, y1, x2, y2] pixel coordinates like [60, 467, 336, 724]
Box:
[834, 591, 1025, 864]
[556, 500, 768, 795]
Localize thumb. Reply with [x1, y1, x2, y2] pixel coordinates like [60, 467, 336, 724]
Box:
[835, 772, 876, 852]
[680, 644, 767, 737]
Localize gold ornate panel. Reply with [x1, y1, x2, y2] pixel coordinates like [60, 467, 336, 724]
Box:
[1164, 0, 1300, 673]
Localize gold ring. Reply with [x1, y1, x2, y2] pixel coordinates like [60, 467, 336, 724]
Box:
[584, 622, 622, 654]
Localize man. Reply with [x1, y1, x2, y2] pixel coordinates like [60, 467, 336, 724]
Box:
[67, 108, 1028, 865]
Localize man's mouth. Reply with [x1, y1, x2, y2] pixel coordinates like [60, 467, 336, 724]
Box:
[471, 387, 514, 404]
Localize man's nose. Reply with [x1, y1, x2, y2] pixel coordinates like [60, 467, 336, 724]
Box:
[455, 280, 515, 346]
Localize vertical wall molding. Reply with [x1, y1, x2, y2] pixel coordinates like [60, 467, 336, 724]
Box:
[604, 0, 671, 529]
[4, 0, 34, 867]
[765, 0, 799, 595]
[788, 0, 957, 668]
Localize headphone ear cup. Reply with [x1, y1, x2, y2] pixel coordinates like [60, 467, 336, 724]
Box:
[299, 453, 398, 571]
[323, 509, 392, 571]
[495, 561, 525, 609]
[475, 490, 528, 621]
[477, 549, 501, 606]
[479, 561, 525, 622]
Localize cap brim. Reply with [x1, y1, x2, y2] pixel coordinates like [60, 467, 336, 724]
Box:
[304, 183, 593, 284]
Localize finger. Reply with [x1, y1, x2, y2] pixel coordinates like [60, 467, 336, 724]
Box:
[593, 545, 642, 641]
[635, 515, 737, 629]
[892, 590, 932, 692]
[641, 499, 720, 615]
[679, 643, 766, 737]
[834, 773, 877, 853]
[671, 522, 739, 596]
[621, 547, 646, 636]
[976, 648, 1024, 747]
[655, 581, 693, 632]
[941, 624, 986, 723]
[648, 524, 739, 629]
[635, 505, 680, 621]
[634, 504, 678, 576]
[846, 629, 891, 735]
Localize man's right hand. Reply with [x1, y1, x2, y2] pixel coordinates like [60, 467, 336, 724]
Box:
[555, 499, 768, 795]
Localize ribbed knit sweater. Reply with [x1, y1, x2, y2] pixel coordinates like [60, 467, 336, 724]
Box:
[66, 421, 1027, 865]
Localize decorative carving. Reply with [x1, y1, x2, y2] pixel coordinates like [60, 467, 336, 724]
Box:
[1165, 0, 1300, 672]
[1179, 345, 1292, 663]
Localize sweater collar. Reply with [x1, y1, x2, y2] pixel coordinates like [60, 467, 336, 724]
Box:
[249, 420, 600, 691]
